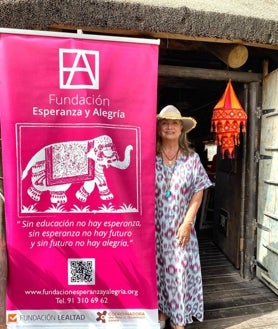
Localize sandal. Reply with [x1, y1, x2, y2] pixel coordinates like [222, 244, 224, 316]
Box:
[159, 320, 166, 329]
[170, 320, 185, 329]
[158, 311, 168, 329]
[170, 321, 176, 329]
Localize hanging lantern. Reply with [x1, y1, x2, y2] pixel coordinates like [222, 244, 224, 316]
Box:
[211, 79, 247, 158]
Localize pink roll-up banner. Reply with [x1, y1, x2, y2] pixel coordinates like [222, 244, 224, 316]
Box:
[0, 29, 160, 329]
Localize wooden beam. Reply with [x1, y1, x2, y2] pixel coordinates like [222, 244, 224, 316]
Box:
[49, 24, 278, 51]
[205, 44, 248, 68]
[159, 65, 262, 83]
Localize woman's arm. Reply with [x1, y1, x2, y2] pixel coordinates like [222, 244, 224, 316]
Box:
[177, 190, 204, 248]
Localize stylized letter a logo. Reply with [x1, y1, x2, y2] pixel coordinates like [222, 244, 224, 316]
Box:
[59, 49, 99, 89]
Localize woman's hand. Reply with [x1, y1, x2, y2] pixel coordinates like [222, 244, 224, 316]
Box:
[177, 222, 193, 248]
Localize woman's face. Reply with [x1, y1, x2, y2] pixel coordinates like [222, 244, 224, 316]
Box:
[158, 119, 183, 141]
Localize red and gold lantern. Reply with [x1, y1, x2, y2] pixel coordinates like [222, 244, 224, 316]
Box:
[211, 79, 247, 158]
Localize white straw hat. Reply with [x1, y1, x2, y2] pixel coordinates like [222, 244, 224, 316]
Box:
[157, 105, 197, 133]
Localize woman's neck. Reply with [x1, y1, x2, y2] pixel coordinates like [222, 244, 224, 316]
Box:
[161, 142, 180, 166]
[161, 141, 179, 151]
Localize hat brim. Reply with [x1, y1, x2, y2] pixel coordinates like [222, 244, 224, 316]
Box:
[157, 114, 197, 133]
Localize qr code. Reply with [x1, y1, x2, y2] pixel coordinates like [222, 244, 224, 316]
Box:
[68, 258, 95, 285]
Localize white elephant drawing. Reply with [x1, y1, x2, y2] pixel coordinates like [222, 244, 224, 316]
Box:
[22, 135, 133, 204]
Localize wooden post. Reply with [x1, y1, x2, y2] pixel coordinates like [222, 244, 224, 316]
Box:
[243, 82, 260, 280]
[0, 142, 7, 329]
[262, 59, 269, 77]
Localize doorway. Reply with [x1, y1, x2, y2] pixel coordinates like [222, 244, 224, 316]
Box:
[157, 75, 259, 275]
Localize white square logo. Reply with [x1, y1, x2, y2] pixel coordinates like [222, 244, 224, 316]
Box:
[59, 49, 99, 89]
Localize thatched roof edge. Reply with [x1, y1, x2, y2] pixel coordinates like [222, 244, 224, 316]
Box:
[0, 0, 277, 46]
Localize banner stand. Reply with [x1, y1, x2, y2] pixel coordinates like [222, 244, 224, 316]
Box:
[0, 29, 160, 329]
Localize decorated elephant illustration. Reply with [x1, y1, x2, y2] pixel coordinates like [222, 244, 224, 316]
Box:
[22, 135, 133, 204]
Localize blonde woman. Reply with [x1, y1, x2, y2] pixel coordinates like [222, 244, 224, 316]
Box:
[155, 105, 212, 329]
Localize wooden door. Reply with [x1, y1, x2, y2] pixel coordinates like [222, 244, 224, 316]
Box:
[256, 69, 278, 294]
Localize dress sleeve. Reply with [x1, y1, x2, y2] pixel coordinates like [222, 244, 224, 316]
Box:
[192, 153, 213, 193]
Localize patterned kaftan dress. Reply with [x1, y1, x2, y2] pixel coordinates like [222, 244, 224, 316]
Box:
[155, 152, 212, 326]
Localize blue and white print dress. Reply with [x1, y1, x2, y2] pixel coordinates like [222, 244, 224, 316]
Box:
[155, 152, 212, 326]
